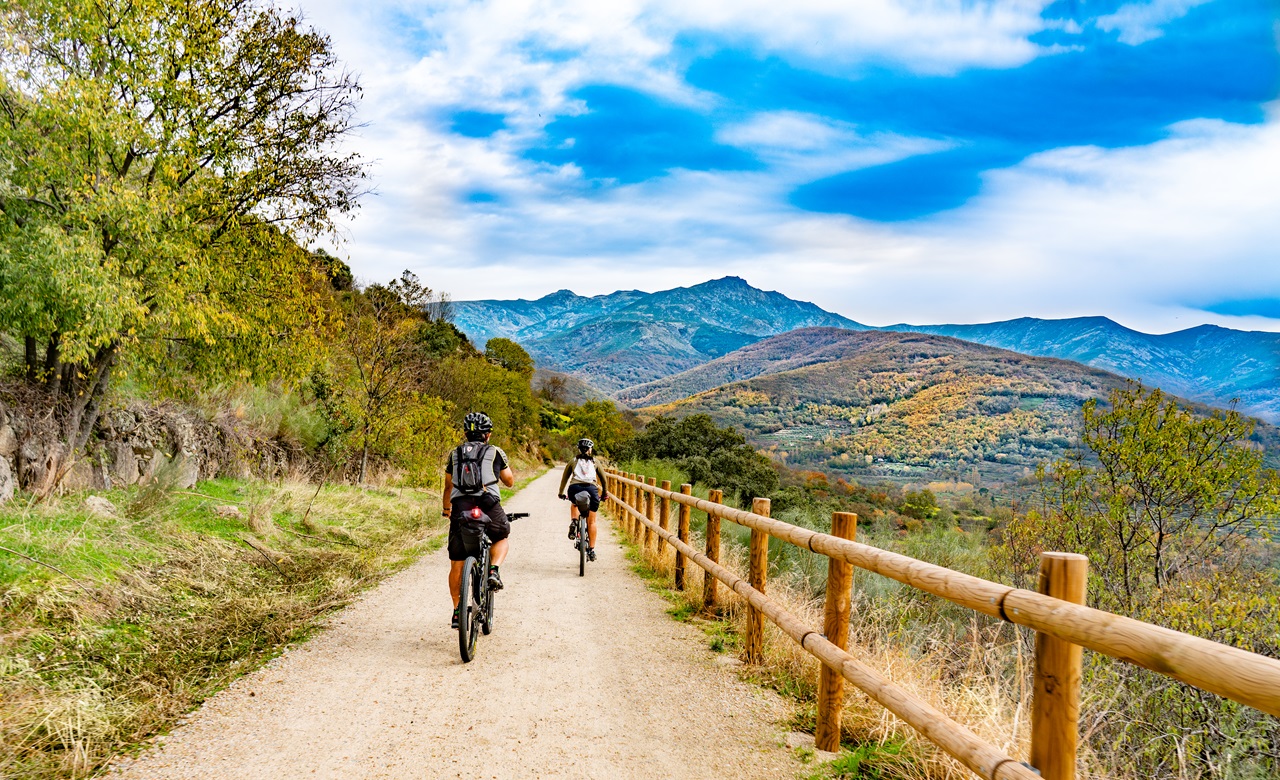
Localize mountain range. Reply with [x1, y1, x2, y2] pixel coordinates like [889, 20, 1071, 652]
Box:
[451, 277, 1280, 423]
[452, 277, 862, 392]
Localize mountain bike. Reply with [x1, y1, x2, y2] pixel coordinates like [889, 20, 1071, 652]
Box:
[457, 509, 527, 663]
[563, 492, 593, 576]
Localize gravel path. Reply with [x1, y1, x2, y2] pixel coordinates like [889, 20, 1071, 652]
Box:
[110, 468, 802, 779]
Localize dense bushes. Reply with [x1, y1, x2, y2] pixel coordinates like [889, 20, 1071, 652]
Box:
[620, 414, 777, 504]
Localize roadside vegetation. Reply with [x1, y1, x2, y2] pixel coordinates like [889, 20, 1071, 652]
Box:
[0, 479, 442, 779]
[618, 386, 1280, 780]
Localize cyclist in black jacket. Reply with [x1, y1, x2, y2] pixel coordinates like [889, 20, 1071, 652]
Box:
[442, 412, 515, 628]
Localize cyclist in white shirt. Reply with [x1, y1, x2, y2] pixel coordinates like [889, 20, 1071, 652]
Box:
[557, 438, 608, 561]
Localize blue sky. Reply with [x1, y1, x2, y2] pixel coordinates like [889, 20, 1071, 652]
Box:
[299, 0, 1280, 333]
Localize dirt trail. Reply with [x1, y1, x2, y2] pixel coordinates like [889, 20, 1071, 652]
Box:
[111, 468, 802, 779]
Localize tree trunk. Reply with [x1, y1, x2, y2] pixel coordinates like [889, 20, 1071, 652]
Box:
[24, 336, 38, 382]
[359, 427, 370, 485]
[43, 333, 61, 394]
[36, 343, 118, 499]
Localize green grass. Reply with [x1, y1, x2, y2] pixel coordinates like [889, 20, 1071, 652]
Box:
[0, 469, 542, 780]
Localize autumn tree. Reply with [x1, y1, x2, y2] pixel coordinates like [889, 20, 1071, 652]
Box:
[1001, 384, 1280, 614]
[0, 0, 364, 491]
[327, 278, 446, 483]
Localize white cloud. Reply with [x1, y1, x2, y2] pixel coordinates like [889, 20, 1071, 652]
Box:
[1096, 0, 1211, 46]
[715, 111, 953, 181]
[291, 0, 1280, 335]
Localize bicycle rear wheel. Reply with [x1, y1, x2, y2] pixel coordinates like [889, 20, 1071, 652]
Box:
[458, 557, 481, 662]
[481, 548, 495, 635]
[578, 516, 587, 576]
[482, 583, 495, 635]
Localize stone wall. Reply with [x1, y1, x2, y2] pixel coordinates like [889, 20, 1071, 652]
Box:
[0, 399, 317, 502]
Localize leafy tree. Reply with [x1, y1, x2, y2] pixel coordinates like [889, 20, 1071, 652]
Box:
[326, 280, 445, 483]
[996, 389, 1280, 780]
[899, 489, 938, 521]
[623, 414, 778, 504]
[485, 338, 534, 378]
[565, 400, 633, 457]
[420, 354, 540, 454]
[1001, 384, 1280, 615]
[0, 0, 363, 491]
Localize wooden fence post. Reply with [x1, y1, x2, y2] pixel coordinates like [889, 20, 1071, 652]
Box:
[628, 474, 640, 539]
[645, 477, 657, 553]
[659, 480, 672, 560]
[746, 497, 770, 664]
[816, 511, 857, 752]
[623, 473, 633, 537]
[703, 488, 723, 614]
[1031, 552, 1089, 780]
[675, 484, 692, 590]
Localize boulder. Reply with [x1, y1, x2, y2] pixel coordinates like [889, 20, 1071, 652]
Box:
[174, 455, 199, 489]
[84, 495, 118, 517]
[110, 442, 140, 486]
[62, 459, 99, 492]
[0, 425, 16, 458]
[214, 505, 242, 518]
[0, 457, 14, 503]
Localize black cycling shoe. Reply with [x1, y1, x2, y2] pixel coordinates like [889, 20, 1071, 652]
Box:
[587, 546, 596, 562]
[568, 521, 577, 540]
[487, 568, 504, 591]
[451, 607, 459, 629]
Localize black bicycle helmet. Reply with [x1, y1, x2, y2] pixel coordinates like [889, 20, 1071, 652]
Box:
[463, 412, 493, 441]
[577, 438, 594, 454]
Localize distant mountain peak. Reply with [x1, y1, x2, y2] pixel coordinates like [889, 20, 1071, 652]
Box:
[703, 275, 751, 287]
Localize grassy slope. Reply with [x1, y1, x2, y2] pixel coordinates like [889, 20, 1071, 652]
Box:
[0, 467, 544, 780]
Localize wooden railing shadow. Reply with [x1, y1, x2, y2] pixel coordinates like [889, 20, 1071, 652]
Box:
[603, 468, 1280, 780]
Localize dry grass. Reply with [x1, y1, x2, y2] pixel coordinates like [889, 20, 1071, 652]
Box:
[614, 483, 1280, 780]
[0, 477, 450, 780]
[608, 496, 1041, 780]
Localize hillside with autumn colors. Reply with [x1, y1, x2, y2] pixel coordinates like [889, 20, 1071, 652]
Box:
[639, 328, 1280, 486]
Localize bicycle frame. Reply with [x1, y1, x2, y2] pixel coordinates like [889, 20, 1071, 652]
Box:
[457, 510, 525, 663]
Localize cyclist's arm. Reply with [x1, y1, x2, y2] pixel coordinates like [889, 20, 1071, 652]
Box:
[558, 461, 572, 496]
[595, 464, 608, 497]
[442, 473, 453, 516]
[494, 448, 515, 488]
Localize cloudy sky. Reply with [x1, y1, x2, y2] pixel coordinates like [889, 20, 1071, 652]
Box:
[296, 0, 1280, 333]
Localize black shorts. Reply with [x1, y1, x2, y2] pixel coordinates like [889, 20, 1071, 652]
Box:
[448, 495, 510, 561]
[567, 483, 600, 513]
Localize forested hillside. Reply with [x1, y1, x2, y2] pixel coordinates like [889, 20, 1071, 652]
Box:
[892, 317, 1280, 423]
[640, 329, 1280, 486]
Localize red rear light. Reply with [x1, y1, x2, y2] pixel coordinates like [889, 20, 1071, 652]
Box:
[470, 507, 483, 519]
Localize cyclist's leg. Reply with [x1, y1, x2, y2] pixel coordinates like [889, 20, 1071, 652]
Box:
[490, 537, 509, 566]
[447, 513, 469, 607]
[449, 561, 465, 607]
[483, 501, 511, 567]
[585, 485, 600, 548]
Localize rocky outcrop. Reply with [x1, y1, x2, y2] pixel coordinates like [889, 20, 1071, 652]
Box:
[0, 396, 318, 503]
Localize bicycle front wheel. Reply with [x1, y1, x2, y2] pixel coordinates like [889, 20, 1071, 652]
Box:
[578, 516, 587, 577]
[458, 557, 480, 662]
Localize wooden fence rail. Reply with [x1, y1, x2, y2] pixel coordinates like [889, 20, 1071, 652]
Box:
[602, 468, 1280, 780]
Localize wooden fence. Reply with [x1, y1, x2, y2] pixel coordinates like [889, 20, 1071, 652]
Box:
[602, 469, 1280, 780]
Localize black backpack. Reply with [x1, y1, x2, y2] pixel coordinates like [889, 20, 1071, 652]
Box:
[454, 442, 491, 494]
